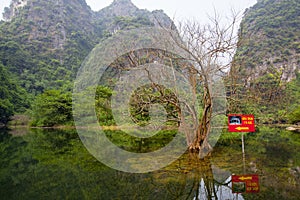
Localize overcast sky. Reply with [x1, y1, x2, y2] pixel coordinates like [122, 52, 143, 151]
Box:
[86, 0, 257, 23]
[1, 0, 257, 23]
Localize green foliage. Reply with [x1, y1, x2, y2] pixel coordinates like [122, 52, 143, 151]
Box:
[94, 84, 180, 127]
[0, 63, 28, 125]
[239, 0, 299, 55]
[230, 0, 300, 124]
[104, 129, 177, 153]
[129, 84, 179, 127]
[0, 99, 13, 126]
[235, 0, 299, 73]
[95, 86, 114, 126]
[286, 73, 300, 123]
[228, 68, 289, 123]
[0, 0, 98, 93]
[30, 90, 73, 127]
[229, 69, 300, 124]
[0, 0, 164, 95]
[113, 16, 154, 30]
[0, 0, 174, 127]
[288, 106, 300, 124]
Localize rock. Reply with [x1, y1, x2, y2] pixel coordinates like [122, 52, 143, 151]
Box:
[286, 126, 300, 132]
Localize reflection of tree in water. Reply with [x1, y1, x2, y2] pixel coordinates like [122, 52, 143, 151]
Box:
[190, 155, 219, 200]
[2, 128, 300, 199]
[159, 153, 239, 200]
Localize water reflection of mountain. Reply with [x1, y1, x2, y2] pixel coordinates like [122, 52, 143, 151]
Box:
[0, 127, 299, 199]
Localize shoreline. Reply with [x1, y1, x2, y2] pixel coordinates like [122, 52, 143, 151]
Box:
[5, 124, 300, 132]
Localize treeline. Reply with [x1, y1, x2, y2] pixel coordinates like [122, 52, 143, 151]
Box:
[227, 71, 300, 124]
[2, 72, 299, 127]
[31, 75, 300, 127]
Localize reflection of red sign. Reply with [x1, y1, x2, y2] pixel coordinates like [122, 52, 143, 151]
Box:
[232, 174, 260, 193]
[228, 114, 255, 132]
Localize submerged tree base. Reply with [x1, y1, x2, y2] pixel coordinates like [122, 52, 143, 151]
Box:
[188, 141, 213, 159]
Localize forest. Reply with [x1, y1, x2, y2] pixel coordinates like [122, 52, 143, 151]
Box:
[0, 0, 299, 129]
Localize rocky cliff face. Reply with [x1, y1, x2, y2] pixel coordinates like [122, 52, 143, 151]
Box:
[94, 0, 174, 35]
[2, 0, 173, 52]
[0, 0, 173, 92]
[228, 0, 300, 118]
[233, 0, 300, 82]
[2, 0, 28, 21]
[97, 0, 139, 17]
[3, 0, 94, 50]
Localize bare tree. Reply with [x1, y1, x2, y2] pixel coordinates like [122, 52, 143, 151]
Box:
[165, 13, 239, 155]
[106, 13, 240, 156]
[88, 13, 240, 159]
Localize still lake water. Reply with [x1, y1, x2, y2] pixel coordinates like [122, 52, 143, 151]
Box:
[0, 127, 299, 200]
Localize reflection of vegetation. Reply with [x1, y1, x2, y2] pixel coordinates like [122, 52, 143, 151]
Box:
[232, 182, 246, 193]
[105, 129, 177, 153]
[0, 128, 110, 199]
[0, 127, 299, 199]
[215, 127, 300, 199]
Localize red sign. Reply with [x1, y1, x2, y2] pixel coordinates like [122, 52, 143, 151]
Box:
[232, 174, 260, 193]
[228, 114, 255, 132]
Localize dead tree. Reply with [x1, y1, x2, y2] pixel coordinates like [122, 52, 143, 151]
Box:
[166, 13, 239, 155]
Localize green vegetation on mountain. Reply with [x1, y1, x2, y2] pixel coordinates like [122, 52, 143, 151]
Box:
[1, 0, 299, 126]
[0, 0, 173, 126]
[229, 0, 300, 124]
[235, 0, 299, 75]
[0, 0, 97, 93]
[0, 0, 173, 94]
[0, 63, 28, 125]
[286, 73, 300, 124]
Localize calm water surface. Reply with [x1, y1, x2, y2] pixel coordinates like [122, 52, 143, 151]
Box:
[0, 127, 299, 199]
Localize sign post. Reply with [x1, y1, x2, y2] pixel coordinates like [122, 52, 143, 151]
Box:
[228, 116, 259, 194]
[228, 114, 256, 177]
[228, 114, 255, 133]
[232, 174, 260, 193]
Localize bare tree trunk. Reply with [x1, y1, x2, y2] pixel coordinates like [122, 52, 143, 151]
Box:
[188, 83, 213, 158]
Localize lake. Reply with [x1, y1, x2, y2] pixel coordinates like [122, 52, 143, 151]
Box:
[0, 126, 299, 199]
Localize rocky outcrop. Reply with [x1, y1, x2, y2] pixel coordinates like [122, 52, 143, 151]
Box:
[2, 0, 28, 21]
[233, 0, 300, 82]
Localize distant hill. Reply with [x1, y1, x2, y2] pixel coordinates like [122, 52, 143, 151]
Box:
[0, 0, 173, 94]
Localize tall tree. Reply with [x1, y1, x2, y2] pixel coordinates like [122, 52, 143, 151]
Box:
[30, 90, 73, 127]
[167, 15, 238, 156]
